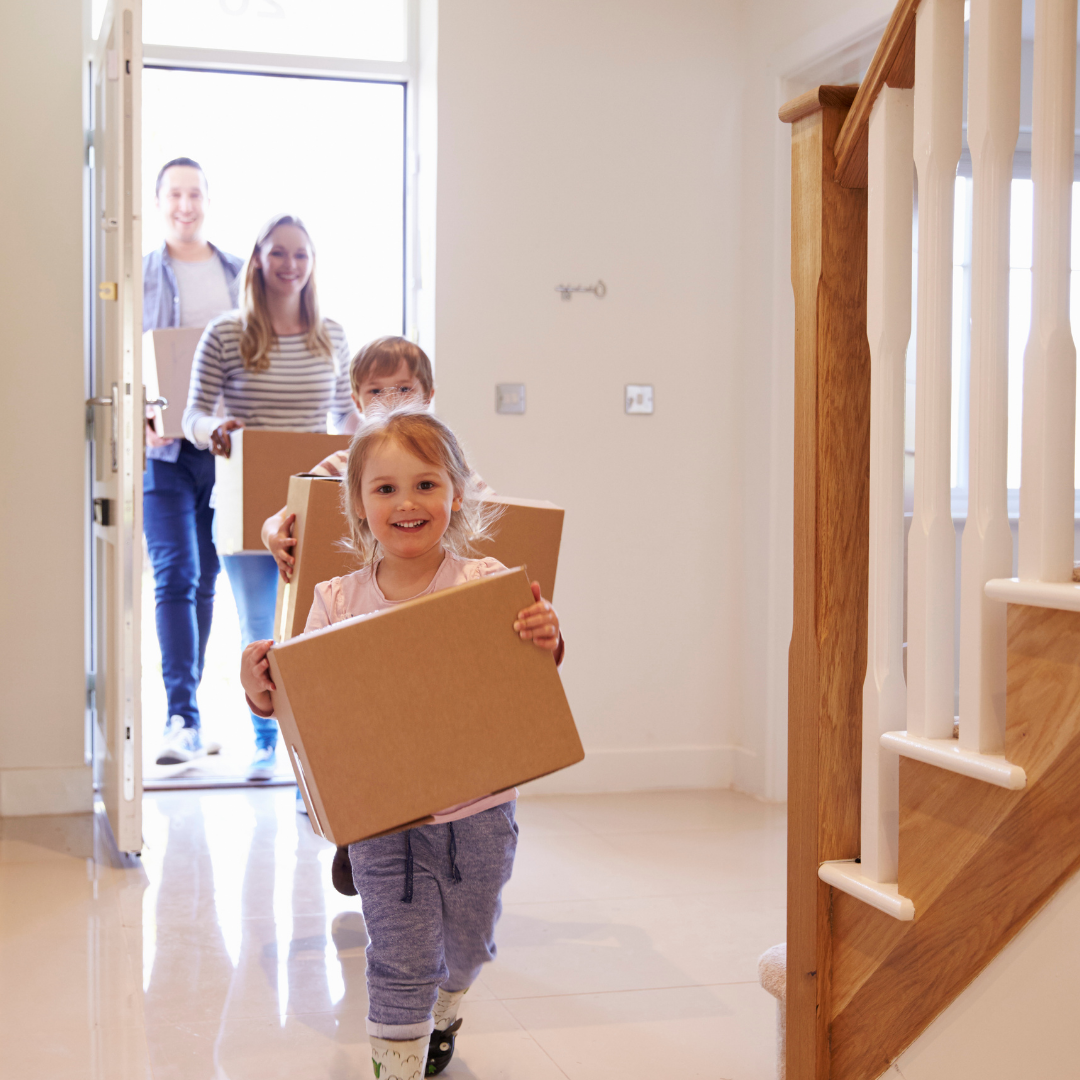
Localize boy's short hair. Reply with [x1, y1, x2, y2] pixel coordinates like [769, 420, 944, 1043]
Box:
[349, 336, 434, 400]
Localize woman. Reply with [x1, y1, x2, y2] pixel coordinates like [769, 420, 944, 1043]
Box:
[182, 213, 358, 783]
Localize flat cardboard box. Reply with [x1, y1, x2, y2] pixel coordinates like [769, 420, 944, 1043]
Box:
[269, 567, 583, 844]
[274, 475, 565, 640]
[215, 429, 351, 554]
[143, 326, 205, 439]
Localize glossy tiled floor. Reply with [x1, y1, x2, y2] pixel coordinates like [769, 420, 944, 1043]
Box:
[0, 788, 786, 1079]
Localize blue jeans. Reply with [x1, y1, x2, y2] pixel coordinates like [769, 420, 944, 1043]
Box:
[222, 552, 280, 750]
[143, 440, 219, 730]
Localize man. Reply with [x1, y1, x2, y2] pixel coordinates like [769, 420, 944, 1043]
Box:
[143, 157, 243, 765]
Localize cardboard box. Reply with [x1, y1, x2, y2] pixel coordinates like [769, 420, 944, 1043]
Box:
[215, 429, 351, 554]
[143, 326, 205, 439]
[274, 475, 360, 642]
[274, 475, 565, 641]
[269, 567, 584, 845]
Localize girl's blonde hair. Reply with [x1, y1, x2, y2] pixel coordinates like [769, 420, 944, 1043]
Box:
[343, 403, 501, 565]
[239, 213, 333, 372]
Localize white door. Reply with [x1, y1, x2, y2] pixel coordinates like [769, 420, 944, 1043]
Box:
[88, 0, 143, 853]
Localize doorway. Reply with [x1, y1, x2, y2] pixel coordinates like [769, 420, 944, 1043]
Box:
[139, 65, 409, 787]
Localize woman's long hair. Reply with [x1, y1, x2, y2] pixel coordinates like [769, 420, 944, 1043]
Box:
[342, 402, 502, 566]
[239, 213, 333, 372]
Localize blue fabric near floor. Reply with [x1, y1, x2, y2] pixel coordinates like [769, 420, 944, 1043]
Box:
[143, 439, 219, 731]
[222, 552, 281, 750]
[350, 802, 519, 1040]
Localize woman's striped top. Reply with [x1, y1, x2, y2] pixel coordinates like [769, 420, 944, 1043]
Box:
[182, 313, 357, 448]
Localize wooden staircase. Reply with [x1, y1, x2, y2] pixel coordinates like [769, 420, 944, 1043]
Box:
[779, 1, 1080, 1076]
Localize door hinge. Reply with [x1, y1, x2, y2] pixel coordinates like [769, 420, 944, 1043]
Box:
[98, 281, 118, 301]
[94, 498, 112, 526]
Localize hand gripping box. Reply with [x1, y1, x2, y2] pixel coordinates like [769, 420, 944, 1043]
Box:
[274, 474, 565, 641]
[214, 429, 351, 554]
[268, 567, 583, 845]
[144, 326, 205, 439]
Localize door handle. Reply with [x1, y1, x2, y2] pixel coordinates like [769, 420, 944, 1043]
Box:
[86, 384, 119, 473]
[146, 396, 168, 409]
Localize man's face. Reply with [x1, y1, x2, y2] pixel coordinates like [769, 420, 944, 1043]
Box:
[156, 165, 207, 246]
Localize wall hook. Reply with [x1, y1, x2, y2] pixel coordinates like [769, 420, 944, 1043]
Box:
[555, 279, 606, 301]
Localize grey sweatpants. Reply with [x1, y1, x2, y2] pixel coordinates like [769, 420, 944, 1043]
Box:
[349, 800, 519, 1039]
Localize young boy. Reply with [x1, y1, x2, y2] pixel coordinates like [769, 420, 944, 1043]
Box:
[260, 335, 436, 578]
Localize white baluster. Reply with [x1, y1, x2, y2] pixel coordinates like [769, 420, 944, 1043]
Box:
[908, 0, 965, 740]
[863, 87, 914, 883]
[959, 0, 1021, 754]
[1019, 0, 1078, 583]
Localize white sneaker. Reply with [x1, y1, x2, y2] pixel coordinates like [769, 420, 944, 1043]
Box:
[247, 746, 276, 781]
[156, 716, 208, 765]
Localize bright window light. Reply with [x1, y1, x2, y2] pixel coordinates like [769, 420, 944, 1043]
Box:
[143, 0, 407, 62]
[142, 67, 405, 353]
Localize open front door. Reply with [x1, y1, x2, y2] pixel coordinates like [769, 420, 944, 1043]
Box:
[88, 0, 143, 853]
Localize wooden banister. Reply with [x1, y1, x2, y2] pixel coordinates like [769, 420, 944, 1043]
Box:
[780, 86, 870, 1080]
[833, 0, 922, 188]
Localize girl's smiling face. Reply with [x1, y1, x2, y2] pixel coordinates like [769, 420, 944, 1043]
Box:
[358, 437, 462, 562]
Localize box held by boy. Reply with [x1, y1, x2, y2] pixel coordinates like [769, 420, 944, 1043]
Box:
[275, 474, 565, 641]
[143, 326, 204, 439]
[215, 429, 351, 555]
[268, 567, 583, 845]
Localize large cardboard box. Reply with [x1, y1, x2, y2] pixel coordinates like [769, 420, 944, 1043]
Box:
[143, 326, 204, 439]
[273, 474, 565, 641]
[269, 567, 583, 844]
[215, 429, 351, 554]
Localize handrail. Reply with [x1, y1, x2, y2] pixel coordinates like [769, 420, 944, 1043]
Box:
[778, 83, 859, 124]
[833, 0, 923, 187]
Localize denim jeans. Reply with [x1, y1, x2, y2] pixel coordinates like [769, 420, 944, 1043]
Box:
[143, 440, 219, 730]
[222, 552, 280, 750]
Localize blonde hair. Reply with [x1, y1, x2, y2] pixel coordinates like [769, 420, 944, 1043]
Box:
[239, 214, 333, 372]
[342, 403, 501, 565]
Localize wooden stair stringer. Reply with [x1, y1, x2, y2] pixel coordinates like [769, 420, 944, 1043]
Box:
[827, 722, 1080, 1079]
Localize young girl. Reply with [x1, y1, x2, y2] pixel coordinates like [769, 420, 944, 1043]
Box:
[240, 405, 562, 1079]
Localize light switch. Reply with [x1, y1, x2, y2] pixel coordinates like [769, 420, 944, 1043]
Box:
[496, 383, 526, 414]
[625, 384, 654, 414]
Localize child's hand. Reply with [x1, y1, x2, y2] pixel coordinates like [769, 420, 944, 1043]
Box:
[268, 512, 297, 582]
[514, 581, 562, 653]
[240, 639, 276, 713]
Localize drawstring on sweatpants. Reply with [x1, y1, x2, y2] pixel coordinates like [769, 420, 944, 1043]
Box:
[402, 830, 414, 903]
[447, 822, 463, 884]
[402, 823, 463, 903]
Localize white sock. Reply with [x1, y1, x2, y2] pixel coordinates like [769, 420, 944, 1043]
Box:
[369, 1034, 429, 1080]
[432, 986, 469, 1031]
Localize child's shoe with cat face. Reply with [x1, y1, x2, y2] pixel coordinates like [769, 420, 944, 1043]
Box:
[369, 1035, 428, 1080]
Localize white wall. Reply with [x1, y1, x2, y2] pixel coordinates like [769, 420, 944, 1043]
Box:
[432, 0, 753, 795]
[0, 0, 92, 814]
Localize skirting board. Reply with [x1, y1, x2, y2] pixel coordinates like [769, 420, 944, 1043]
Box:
[0, 766, 93, 816]
[519, 744, 752, 796]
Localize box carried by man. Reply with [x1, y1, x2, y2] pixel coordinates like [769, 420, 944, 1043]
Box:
[215, 429, 351, 555]
[274, 474, 564, 641]
[143, 326, 205, 439]
[268, 567, 583, 845]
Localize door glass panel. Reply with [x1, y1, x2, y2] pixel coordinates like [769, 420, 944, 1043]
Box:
[142, 67, 405, 347]
[143, 0, 407, 61]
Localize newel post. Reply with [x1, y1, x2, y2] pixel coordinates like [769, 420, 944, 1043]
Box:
[779, 85, 870, 1080]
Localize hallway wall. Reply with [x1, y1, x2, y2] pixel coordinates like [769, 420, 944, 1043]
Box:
[0, 0, 91, 814]
[431, 0, 751, 794]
